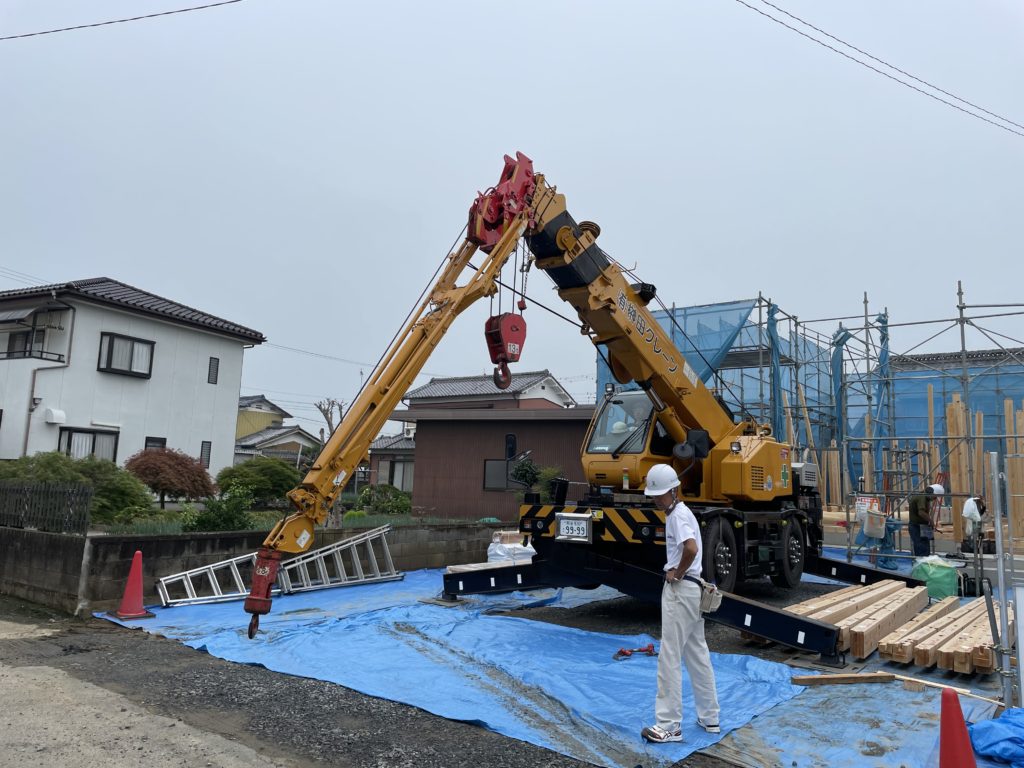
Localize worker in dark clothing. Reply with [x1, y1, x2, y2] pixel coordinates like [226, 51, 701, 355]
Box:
[907, 487, 934, 557]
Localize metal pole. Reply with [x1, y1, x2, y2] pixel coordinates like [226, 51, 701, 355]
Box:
[989, 451, 1014, 705]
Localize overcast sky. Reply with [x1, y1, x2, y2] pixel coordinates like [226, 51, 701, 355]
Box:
[2, 0, 1022, 436]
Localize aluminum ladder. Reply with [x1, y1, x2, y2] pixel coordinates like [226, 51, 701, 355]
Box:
[156, 524, 401, 607]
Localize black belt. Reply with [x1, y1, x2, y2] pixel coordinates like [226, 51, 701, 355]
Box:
[682, 575, 703, 587]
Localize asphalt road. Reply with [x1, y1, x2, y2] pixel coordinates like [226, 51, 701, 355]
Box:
[0, 577, 839, 768]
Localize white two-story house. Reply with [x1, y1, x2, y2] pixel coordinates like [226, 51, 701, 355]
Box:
[0, 278, 265, 476]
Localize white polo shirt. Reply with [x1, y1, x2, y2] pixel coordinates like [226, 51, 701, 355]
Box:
[664, 500, 703, 580]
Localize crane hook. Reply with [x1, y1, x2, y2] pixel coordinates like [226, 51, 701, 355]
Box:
[493, 361, 512, 390]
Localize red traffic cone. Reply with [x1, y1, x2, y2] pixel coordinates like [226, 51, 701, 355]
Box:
[939, 687, 977, 768]
[108, 550, 155, 620]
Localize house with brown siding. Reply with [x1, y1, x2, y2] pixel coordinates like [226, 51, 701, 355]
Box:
[387, 370, 593, 521]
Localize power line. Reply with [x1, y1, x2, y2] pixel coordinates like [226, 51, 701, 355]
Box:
[756, 0, 1024, 133]
[0, 0, 245, 42]
[732, 0, 1024, 140]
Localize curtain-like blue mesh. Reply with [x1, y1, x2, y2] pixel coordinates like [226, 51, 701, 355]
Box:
[832, 326, 853, 478]
[595, 299, 757, 398]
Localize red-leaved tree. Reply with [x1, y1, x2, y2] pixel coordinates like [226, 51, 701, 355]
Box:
[124, 448, 215, 509]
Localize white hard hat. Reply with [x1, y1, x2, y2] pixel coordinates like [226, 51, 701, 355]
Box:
[929, 484, 945, 495]
[644, 463, 680, 496]
[611, 421, 628, 434]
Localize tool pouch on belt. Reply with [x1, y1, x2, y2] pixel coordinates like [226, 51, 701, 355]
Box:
[683, 574, 722, 613]
[697, 579, 723, 613]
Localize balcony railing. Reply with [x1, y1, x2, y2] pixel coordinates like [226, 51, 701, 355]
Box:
[0, 350, 65, 362]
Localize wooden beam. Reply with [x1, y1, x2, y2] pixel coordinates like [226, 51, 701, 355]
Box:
[791, 672, 895, 686]
[913, 600, 989, 668]
[889, 599, 986, 664]
[849, 586, 930, 659]
[808, 581, 906, 626]
[878, 596, 960, 658]
[798, 672, 1005, 709]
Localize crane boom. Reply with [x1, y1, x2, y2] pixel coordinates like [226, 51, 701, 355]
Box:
[242, 154, 537, 636]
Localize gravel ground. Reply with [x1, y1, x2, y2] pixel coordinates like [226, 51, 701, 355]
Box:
[0, 577, 840, 768]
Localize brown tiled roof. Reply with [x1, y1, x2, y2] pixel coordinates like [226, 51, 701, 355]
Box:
[0, 278, 265, 343]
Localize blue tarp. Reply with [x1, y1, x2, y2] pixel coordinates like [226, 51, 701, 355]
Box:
[971, 707, 1024, 767]
[101, 570, 804, 768]
[101, 569, 1007, 767]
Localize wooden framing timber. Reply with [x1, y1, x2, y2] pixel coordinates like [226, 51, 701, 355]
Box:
[888, 599, 986, 664]
[791, 672, 895, 686]
[806, 581, 906, 626]
[848, 587, 930, 659]
[913, 600, 989, 668]
[878, 597, 960, 659]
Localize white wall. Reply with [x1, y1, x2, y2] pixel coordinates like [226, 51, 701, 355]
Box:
[0, 300, 252, 477]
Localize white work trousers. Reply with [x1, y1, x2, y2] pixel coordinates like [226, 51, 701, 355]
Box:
[655, 579, 720, 731]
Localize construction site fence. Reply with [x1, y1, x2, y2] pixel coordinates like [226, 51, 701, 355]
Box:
[0, 482, 93, 536]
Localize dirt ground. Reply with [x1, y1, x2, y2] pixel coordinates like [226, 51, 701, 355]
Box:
[0, 577, 840, 768]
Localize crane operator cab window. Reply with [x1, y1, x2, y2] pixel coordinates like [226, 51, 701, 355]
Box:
[587, 392, 673, 456]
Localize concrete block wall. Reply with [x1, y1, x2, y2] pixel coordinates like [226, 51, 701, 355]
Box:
[0, 522, 506, 614]
[0, 528, 87, 613]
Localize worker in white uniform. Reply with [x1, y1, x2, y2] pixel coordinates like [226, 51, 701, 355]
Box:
[641, 463, 721, 744]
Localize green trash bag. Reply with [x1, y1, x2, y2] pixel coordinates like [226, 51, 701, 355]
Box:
[910, 557, 959, 599]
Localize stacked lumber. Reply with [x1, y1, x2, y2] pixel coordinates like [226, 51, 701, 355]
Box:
[878, 597, 1015, 674]
[781, 580, 929, 658]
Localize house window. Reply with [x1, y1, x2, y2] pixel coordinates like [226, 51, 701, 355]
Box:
[200, 440, 212, 469]
[59, 428, 118, 462]
[483, 459, 513, 491]
[6, 329, 44, 358]
[207, 357, 219, 385]
[390, 460, 414, 493]
[98, 333, 154, 377]
[145, 436, 167, 451]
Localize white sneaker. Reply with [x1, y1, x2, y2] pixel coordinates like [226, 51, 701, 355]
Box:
[697, 718, 720, 734]
[641, 725, 683, 743]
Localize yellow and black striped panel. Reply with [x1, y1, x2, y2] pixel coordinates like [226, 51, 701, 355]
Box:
[519, 504, 666, 545]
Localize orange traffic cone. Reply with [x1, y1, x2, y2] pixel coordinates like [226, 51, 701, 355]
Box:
[939, 687, 977, 768]
[108, 550, 155, 620]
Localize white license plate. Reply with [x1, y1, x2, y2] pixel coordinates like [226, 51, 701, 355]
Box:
[557, 516, 590, 540]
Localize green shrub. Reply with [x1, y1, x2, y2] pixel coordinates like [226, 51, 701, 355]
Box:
[0, 452, 152, 524]
[183, 486, 254, 532]
[509, 457, 540, 488]
[536, 465, 566, 504]
[216, 457, 300, 506]
[344, 509, 367, 521]
[76, 456, 153, 523]
[356, 484, 411, 516]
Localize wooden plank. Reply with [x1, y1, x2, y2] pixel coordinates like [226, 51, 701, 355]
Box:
[889, 599, 986, 664]
[913, 600, 989, 668]
[808, 581, 906, 626]
[878, 597, 960, 658]
[797, 383, 817, 455]
[849, 586, 930, 659]
[782, 390, 796, 448]
[791, 672, 895, 687]
[783, 585, 867, 617]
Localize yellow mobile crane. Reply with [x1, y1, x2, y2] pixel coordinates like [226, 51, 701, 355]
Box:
[246, 153, 918, 661]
